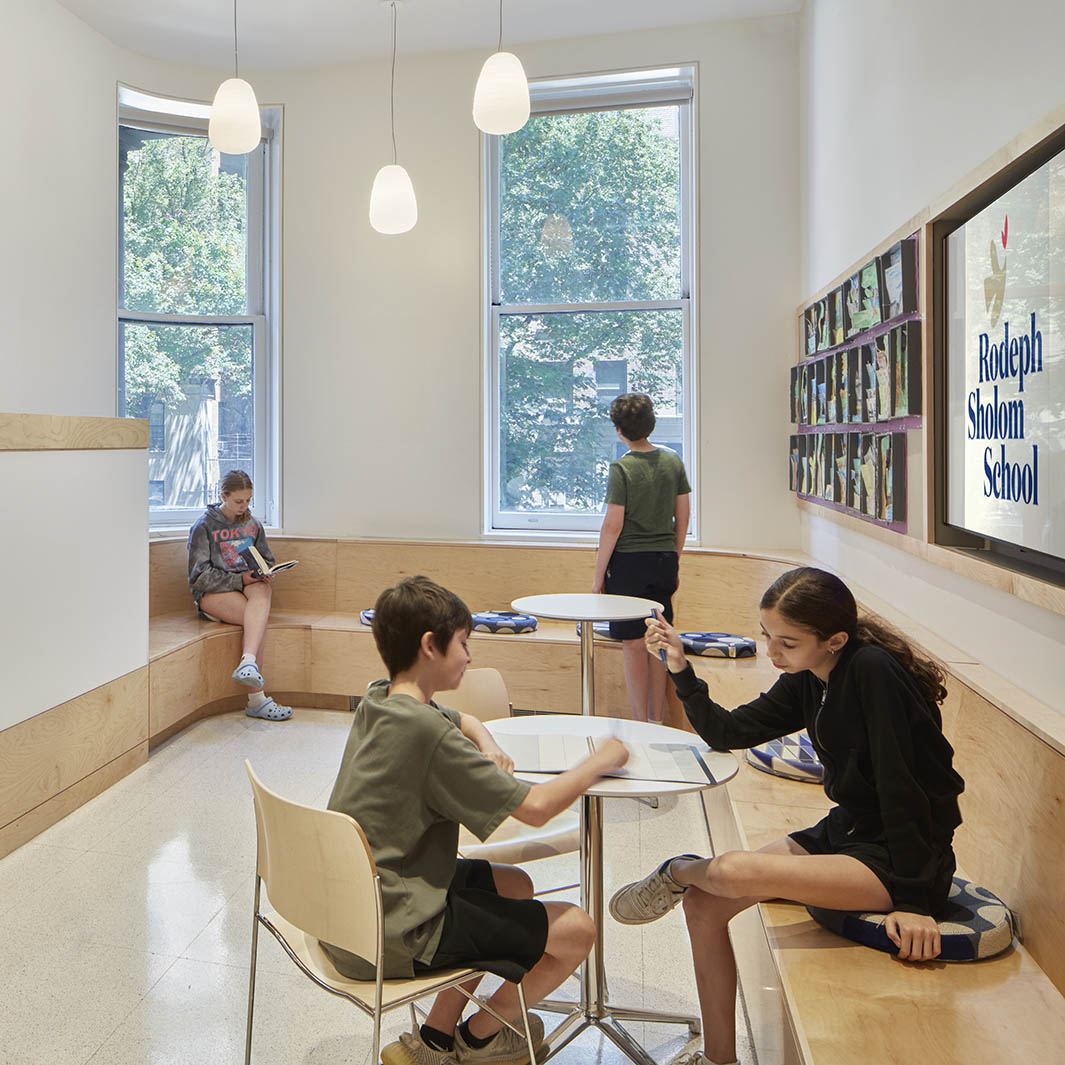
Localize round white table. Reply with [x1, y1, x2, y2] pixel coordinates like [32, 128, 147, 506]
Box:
[488, 715, 739, 1065]
[511, 593, 664, 718]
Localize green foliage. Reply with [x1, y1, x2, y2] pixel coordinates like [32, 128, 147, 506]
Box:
[498, 107, 685, 514]
[121, 132, 251, 415]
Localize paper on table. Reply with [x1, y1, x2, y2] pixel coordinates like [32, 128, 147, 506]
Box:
[500, 733, 716, 785]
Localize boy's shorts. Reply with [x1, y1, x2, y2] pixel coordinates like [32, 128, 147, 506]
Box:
[604, 550, 679, 640]
[415, 859, 549, 983]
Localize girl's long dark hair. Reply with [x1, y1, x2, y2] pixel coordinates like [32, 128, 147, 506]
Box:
[760, 567, 947, 704]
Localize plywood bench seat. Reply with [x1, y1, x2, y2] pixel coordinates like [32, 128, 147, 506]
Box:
[145, 603, 641, 743]
[703, 760, 1065, 1065]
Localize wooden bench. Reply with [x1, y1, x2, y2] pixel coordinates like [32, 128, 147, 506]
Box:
[146, 536, 790, 743]
[701, 615, 1065, 1064]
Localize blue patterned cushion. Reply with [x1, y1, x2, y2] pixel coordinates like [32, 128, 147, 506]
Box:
[472, 611, 538, 634]
[807, 877, 1015, 961]
[680, 632, 757, 658]
[575, 621, 622, 641]
[361, 608, 538, 635]
[746, 730, 823, 783]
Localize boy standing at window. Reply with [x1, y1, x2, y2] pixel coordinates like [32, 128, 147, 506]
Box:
[323, 575, 628, 1065]
[593, 393, 691, 723]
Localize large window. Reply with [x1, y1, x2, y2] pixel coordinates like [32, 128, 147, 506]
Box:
[487, 68, 696, 533]
[118, 87, 279, 526]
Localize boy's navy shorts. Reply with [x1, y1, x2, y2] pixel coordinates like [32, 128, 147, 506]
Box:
[415, 859, 549, 983]
[603, 550, 679, 640]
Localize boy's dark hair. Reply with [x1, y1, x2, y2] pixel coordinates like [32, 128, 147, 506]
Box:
[372, 575, 473, 678]
[609, 393, 656, 441]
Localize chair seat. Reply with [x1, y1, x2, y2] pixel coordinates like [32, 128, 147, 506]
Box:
[806, 876, 1016, 962]
[746, 730, 824, 783]
[458, 809, 580, 863]
[261, 912, 484, 1009]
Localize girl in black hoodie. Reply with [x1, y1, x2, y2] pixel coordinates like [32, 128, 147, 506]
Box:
[608, 567, 964, 1065]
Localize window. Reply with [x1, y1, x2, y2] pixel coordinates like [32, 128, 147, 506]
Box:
[486, 67, 696, 533]
[118, 86, 279, 526]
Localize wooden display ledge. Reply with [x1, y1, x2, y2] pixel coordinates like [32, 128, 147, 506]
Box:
[0, 412, 148, 451]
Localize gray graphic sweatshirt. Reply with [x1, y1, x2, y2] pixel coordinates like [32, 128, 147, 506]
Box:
[187, 504, 275, 605]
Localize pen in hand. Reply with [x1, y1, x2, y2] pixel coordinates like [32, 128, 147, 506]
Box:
[651, 609, 668, 664]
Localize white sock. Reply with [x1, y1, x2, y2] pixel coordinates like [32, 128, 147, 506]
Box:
[247, 691, 267, 708]
[240, 653, 257, 667]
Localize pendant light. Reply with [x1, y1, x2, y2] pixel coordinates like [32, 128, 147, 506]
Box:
[370, 1, 418, 234]
[472, 0, 530, 135]
[208, 0, 262, 155]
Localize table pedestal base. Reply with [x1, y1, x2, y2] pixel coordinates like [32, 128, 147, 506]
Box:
[530, 794, 700, 1065]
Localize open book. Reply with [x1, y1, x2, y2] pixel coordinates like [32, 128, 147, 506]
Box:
[239, 543, 299, 577]
[499, 733, 717, 785]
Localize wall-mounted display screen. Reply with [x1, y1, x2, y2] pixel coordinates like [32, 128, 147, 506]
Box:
[945, 148, 1064, 567]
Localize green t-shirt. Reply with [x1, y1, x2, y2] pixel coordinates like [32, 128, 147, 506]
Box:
[323, 680, 531, 979]
[605, 447, 691, 553]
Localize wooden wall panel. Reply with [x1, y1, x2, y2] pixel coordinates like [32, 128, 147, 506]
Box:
[268, 538, 337, 612]
[673, 554, 794, 636]
[334, 541, 596, 615]
[150, 538, 193, 616]
[310, 628, 387, 697]
[0, 668, 148, 831]
[0, 412, 148, 451]
[947, 683, 1065, 992]
[0, 743, 147, 860]
[149, 640, 210, 738]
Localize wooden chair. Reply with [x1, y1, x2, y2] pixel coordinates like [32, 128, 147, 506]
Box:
[438, 668, 581, 870]
[244, 762, 538, 1065]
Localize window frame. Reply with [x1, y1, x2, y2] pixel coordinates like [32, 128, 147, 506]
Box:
[116, 85, 281, 529]
[484, 66, 698, 537]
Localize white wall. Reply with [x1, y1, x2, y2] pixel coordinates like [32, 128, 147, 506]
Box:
[1, 2, 147, 730]
[799, 0, 1065, 709]
[0, 0, 121, 418]
[259, 17, 801, 546]
[0, 449, 148, 730]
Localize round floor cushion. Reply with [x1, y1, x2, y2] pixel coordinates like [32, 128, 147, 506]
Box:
[360, 608, 375, 625]
[807, 877, 1015, 961]
[472, 611, 538, 634]
[745, 730, 824, 783]
[680, 632, 757, 658]
[575, 622, 622, 640]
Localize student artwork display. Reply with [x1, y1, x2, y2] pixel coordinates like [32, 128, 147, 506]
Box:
[791, 234, 920, 530]
[790, 431, 906, 524]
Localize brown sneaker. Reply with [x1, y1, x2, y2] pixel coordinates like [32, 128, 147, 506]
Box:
[455, 1013, 544, 1065]
[381, 1031, 458, 1065]
[608, 854, 702, 924]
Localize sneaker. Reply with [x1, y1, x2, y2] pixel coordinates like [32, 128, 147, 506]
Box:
[381, 1031, 457, 1065]
[608, 853, 703, 925]
[456, 1013, 544, 1065]
[671, 1054, 737, 1065]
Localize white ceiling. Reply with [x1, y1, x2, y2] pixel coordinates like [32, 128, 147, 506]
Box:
[56, 0, 803, 71]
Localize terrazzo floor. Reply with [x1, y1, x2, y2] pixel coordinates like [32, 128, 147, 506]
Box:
[0, 708, 756, 1065]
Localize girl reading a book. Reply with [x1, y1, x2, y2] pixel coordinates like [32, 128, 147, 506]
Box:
[187, 469, 292, 721]
[608, 567, 963, 1065]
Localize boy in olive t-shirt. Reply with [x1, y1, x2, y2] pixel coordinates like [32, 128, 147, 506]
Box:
[593, 393, 691, 724]
[323, 575, 627, 1065]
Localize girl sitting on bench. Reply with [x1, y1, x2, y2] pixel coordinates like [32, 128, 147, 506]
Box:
[609, 566, 964, 1065]
[187, 469, 291, 721]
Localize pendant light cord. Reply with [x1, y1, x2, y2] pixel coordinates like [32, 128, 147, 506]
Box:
[390, 1, 398, 164]
[232, 0, 239, 78]
[497, 0, 504, 52]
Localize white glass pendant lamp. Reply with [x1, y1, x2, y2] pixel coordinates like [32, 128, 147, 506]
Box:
[209, 0, 261, 154]
[371, 2, 417, 234]
[473, 0, 530, 134]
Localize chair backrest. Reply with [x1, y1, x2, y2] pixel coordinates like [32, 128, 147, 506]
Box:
[436, 666, 511, 722]
[245, 761, 380, 964]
